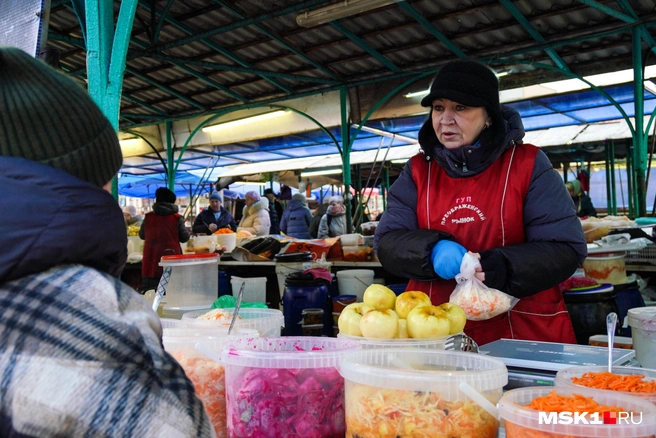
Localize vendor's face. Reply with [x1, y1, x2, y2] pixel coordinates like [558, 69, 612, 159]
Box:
[431, 98, 491, 149]
[210, 199, 221, 211]
[245, 196, 256, 207]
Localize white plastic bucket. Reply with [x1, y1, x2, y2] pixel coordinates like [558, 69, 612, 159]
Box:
[159, 253, 219, 307]
[215, 233, 236, 252]
[628, 307, 656, 368]
[336, 269, 374, 301]
[275, 261, 313, 298]
[230, 276, 267, 304]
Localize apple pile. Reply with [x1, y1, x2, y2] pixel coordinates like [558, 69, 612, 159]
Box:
[337, 284, 467, 339]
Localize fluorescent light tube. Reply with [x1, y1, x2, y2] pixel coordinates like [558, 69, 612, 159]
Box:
[297, 0, 403, 28]
[391, 158, 408, 164]
[404, 90, 429, 98]
[202, 110, 287, 133]
[119, 138, 142, 147]
[300, 168, 343, 177]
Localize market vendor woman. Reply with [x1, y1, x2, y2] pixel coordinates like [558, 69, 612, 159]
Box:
[375, 60, 587, 346]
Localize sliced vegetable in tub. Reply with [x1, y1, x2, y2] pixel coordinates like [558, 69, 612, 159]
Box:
[450, 253, 518, 321]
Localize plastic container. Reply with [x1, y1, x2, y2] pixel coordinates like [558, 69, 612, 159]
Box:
[588, 334, 633, 349]
[336, 269, 374, 302]
[341, 245, 373, 262]
[339, 348, 507, 437]
[230, 276, 267, 304]
[555, 365, 656, 406]
[127, 235, 144, 254]
[629, 307, 656, 368]
[500, 385, 656, 438]
[219, 337, 360, 438]
[188, 235, 217, 253]
[213, 233, 236, 252]
[563, 284, 618, 345]
[339, 233, 362, 246]
[163, 331, 258, 438]
[337, 332, 451, 349]
[182, 308, 284, 337]
[302, 308, 324, 325]
[359, 221, 379, 236]
[332, 294, 357, 312]
[161, 304, 213, 320]
[583, 252, 627, 285]
[159, 253, 219, 307]
[302, 324, 323, 336]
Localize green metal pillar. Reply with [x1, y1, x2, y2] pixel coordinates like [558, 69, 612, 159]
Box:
[85, 0, 139, 198]
[626, 152, 634, 218]
[610, 140, 617, 215]
[633, 27, 647, 217]
[340, 87, 353, 233]
[605, 143, 612, 214]
[354, 164, 362, 227]
[382, 163, 390, 211]
[166, 121, 175, 190]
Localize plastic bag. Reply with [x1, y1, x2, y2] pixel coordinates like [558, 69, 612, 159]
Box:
[449, 253, 519, 321]
[211, 294, 268, 309]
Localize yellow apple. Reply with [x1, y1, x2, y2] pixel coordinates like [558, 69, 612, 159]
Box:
[439, 302, 467, 334]
[406, 305, 451, 338]
[397, 319, 409, 338]
[359, 309, 399, 338]
[395, 291, 431, 319]
[363, 284, 397, 310]
[338, 302, 374, 336]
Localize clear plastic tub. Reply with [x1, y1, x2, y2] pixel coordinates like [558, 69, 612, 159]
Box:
[219, 337, 360, 438]
[337, 332, 450, 349]
[555, 366, 656, 405]
[338, 348, 507, 437]
[230, 276, 267, 304]
[181, 308, 284, 337]
[161, 304, 212, 320]
[582, 252, 627, 285]
[629, 307, 656, 369]
[500, 385, 656, 437]
[359, 221, 379, 236]
[162, 331, 259, 438]
[159, 253, 219, 307]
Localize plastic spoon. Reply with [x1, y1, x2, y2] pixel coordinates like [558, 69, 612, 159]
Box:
[152, 266, 172, 312]
[458, 381, 499, 420]
[606, 312, 618, 372]
[228, 281, 246, 335]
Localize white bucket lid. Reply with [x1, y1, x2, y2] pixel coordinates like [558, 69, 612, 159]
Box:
[628, 307, 656, 331]
[339, 348, 507, 397]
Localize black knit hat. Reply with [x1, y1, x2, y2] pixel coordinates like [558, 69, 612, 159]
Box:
[155, 187, 177, 203]
[0, 47, 122, 187]
[421, 59, 500, 112]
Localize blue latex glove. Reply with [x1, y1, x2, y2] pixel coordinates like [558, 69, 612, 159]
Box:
[431, 240, 467, 279]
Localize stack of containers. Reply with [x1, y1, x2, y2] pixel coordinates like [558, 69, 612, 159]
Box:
[338, 349, 507, 437]
[159, 253, 219, 318]
[499, 386, 656, 438]
[218, 337, 360, 437]
[162, 327, 259, 438]
[181, 307, 284, 337]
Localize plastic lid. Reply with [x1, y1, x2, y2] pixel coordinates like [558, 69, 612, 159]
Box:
[301, 308, 324, 314]
[219, 337, 360, 369]
[161, 253, 219, 261]
[337, 332, 450, 350]
[628, 306, 656, 331]
[338, 348, 507, 396]
[585, 252, 626, 259]
[499, 386, 656, 437]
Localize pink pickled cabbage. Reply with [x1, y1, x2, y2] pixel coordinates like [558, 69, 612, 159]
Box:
[226, 366, 345, 437]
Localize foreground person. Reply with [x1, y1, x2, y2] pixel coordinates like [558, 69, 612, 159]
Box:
[375, 60, 586, 346]
[0, 48, 212, 437]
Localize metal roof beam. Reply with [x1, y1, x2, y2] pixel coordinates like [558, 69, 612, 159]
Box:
[121, 94, 170, 117]
[126, 68, 206, 110]
[134, 0, 294, 94]
[152, 0, 175, 45]
[398, 2, 467, 59]
[170, 62, 250, 103]
[576, 0, 637, 24]
[499, 0, 570, 72]
[330, 22, 400, 73]
[133, 52, 340, 85]
[615, 0, 656, 55]
[209, 0, 340, 81]
[147, 0, 332, 52]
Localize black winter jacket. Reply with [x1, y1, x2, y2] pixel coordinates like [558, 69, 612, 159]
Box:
[192, 207, 237, 235]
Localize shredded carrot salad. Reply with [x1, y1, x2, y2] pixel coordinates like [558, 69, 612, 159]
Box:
[173, 354, 227, 438]
[344, 383, 498, 437]
[571, 371, 656, 394]
[214, 228, 235, 234]
[505, 391, 640, 438]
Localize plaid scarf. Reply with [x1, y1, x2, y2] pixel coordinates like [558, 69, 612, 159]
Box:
[0, 265, 214, 437]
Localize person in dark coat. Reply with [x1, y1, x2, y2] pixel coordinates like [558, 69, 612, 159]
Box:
[0, 48, 211, 436]
[280, 193, 313, 239]
[309, 196, 331, 238]
[192, 191, 237, 234]
[263, 188, 282, 234]
[139, 188, 190, 290]
[566, 180, 597, 218]
[374, 59, 587, 346]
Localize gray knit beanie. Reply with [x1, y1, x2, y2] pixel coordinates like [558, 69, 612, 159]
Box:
[0, 47, 122, 187]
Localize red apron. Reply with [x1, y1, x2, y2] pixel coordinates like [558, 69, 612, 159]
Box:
[141, 212, 183, 278]
[407, 145, 577, 346]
